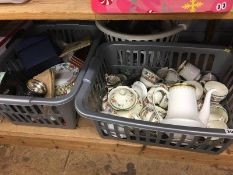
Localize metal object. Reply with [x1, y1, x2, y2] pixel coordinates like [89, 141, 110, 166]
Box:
[26, 79, 47, 97]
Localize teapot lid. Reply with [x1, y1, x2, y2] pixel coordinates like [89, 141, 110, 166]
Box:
[108, 86, 138, 111]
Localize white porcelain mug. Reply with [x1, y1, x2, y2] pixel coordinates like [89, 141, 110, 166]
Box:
[153, 87, 169, 109]
[147, 87, 169, 109]
[178, 61, 201, 81]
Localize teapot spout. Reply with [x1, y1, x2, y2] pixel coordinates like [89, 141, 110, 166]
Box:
[199, 89, 216, 126]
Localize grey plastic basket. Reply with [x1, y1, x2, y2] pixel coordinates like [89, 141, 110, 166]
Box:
[76, 42, 233, 154]
[96, 21, 187, 42]
[0, 22, 101, 129]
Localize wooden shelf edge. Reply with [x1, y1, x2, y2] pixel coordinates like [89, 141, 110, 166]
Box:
[0, 12, 232, 21]
[0, 118, 233, 166]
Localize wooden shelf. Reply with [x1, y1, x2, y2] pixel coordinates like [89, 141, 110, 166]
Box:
[0, 117, 233, 166]
[0, 0, 232, 20]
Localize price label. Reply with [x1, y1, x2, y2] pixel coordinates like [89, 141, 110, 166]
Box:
[225, 129, 233, 135]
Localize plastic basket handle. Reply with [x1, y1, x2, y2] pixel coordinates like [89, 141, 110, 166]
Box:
[96, 21, 187, 41]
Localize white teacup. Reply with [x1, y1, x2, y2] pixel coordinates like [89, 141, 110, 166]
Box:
[140, 68, 161, 88]
[147, 86, 169, 109]
[178, 61, 201, 81]
[139, 104, 166, 123]
[165, 68, 180, 84]
[132, 81, 148, 100]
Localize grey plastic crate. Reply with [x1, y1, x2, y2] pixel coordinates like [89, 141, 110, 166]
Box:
[0, 22, 101, 129]
[76, 42, 233, 154]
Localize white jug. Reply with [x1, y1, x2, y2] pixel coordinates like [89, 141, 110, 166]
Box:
[161, 83, 216, 128]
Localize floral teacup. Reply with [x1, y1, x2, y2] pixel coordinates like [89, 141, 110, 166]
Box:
[140, 68, 161, 88]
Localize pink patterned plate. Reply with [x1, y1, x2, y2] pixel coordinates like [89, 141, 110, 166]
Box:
[92, 0, 233, 13]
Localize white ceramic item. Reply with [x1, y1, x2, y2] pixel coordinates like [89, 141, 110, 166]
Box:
[161, 83, 216, 128]
[204, 81, 229, 102]
[52, 63, 79, 96]
[200, 73, 217, 84]
[114, 99, 144, 118]
[157, 67, 169, 79]
[140, 68, 160, 87]
[165, 68, 180, 84]
[108, 86, 138, 111]
[139, 104, 166, 123]
[178, 61, 201, 81]
[209, 104, 228, 123]
[185, 81, 204, 100]
[207, 120, 228, 129]
[132, 81, 148, 100]
[147, 86, 169, 109]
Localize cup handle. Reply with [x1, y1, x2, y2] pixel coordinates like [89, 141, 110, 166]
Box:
[151, 88, 169, 120]
[152, 87, 169, 104]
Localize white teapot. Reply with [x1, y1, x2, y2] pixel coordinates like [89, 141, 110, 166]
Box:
[161, 83, 216, 128]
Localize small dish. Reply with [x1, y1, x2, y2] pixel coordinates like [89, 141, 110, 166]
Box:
[108, 86, 138, 111]
[185, 81, 204, 100]
[132, 81, 148, 100]
[52, 62, 79, 96]
[204, 81, 229, 102]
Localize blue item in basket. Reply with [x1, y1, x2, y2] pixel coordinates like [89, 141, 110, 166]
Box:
[15, 36, 60, 78]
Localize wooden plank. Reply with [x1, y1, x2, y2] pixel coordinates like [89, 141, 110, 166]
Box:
[0, 118, 233, 166]
[0, 0, 232, 20]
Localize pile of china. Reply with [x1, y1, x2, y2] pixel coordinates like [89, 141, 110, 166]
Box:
[101, 61, 229, 136]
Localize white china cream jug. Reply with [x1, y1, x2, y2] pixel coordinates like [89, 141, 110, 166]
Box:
[161, 83, 216, 128]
